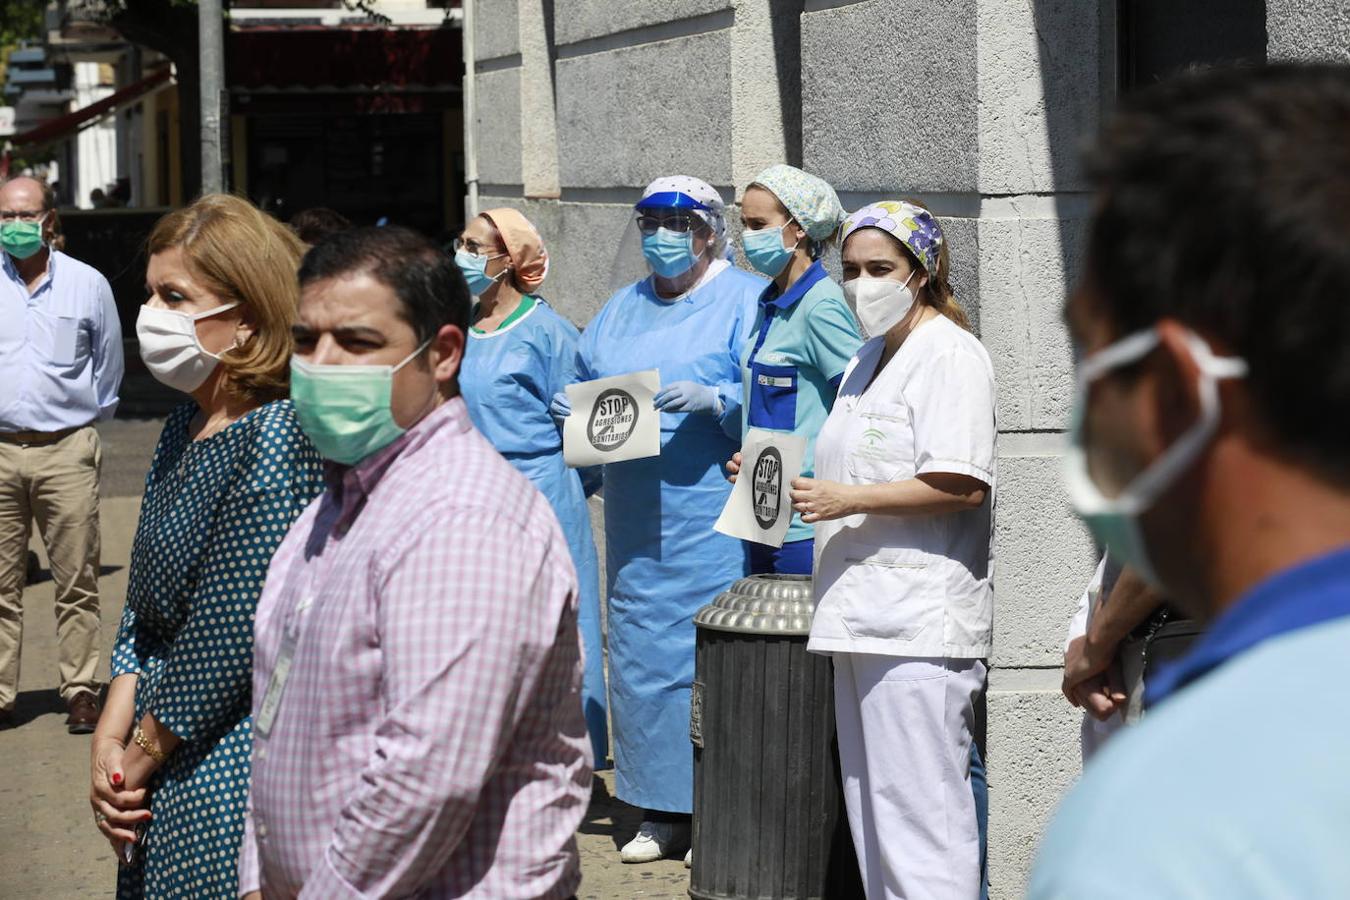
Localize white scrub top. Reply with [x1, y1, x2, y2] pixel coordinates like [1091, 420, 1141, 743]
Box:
[808, 314, 997, 659]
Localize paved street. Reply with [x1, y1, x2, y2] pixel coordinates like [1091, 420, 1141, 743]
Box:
[0, 416, 689, 899]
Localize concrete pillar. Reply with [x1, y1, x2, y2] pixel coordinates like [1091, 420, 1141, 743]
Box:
[730, 0, 801, 194]
[519, 0, 562, 198]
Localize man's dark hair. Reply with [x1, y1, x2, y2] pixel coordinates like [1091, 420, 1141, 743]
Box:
[289, 207, 352, 245]
[299, 226, 471, 350]
[1085, 63, 1350, 481]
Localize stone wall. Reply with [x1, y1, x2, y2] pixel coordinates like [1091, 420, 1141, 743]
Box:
[465, 2, 1344, 894]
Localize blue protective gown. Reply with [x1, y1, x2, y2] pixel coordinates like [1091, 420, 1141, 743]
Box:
[459, 297, 609, 767]
[576, 263, 765, 812]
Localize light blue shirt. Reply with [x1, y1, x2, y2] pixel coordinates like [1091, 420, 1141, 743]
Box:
[0, 249, 123, 431]
[1029, 547, 1350, 899]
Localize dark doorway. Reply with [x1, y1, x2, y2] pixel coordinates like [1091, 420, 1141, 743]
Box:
[1119, 0, 1267, 91]
[247, 111, 447, 235]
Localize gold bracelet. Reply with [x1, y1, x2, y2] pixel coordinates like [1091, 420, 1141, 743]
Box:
[132, 725, 168, 764]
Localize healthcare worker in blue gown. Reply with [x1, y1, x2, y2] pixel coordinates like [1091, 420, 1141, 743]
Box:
[551, 176, 765, 865]
[454, 207, 609, 769]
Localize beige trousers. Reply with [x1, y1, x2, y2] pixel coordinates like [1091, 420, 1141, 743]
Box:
[0, 427, 102, 709]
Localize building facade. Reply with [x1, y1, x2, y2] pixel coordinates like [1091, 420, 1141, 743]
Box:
[465, 1, 1349, 895]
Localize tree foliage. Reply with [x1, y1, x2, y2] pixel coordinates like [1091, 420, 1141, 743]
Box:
[0, 1, 45, 81]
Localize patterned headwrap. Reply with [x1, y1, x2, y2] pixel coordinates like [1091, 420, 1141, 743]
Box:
[481, 207, 549, 292]
[840, 200, 944, 276]
[750, 164, 845, 242]
[637, 175, 728, 250]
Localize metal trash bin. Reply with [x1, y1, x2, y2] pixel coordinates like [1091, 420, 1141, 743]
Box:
[689, 574, 863, 900]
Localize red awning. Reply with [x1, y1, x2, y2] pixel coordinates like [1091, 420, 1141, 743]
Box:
[8, 66, 172, 151]
[229, 25, 461, 92]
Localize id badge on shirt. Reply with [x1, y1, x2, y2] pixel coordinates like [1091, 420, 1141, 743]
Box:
[255, 592, 314, 738]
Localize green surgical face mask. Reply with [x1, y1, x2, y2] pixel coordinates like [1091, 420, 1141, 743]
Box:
[1, 217, 46, 260]
[290, 340, 431, 466]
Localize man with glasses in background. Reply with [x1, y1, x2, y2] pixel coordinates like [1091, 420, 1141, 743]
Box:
[0, 176, 123, 733]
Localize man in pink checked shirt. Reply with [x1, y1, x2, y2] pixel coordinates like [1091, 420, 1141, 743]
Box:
[238, 226, 592, 899]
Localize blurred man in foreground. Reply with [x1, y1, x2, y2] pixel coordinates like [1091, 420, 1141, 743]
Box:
[1031, 64, 1350, 897]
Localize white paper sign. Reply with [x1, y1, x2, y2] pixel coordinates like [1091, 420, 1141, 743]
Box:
[714, 429, 807, 548]
[563, 370, 662, 467]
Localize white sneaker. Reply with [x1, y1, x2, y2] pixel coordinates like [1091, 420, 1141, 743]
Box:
[620, 820, 690, 864]
[684, 847, 692, 868]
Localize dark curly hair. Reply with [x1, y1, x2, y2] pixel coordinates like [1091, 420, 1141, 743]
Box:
[1084, 63, 1350, 483]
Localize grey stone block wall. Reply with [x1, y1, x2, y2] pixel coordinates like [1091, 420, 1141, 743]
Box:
[555, 31, 735, 188]
[1267, 0, 1350, 63]
[976, 0, 1102, 194]
[474, 68, 524, 187]
[474, 0, 520, 61]
[554, 0, 731, 45]
[467, 3, 1350, 896]
[801, 0, 981, 192]
[994, 443, 1097, 669]
[986, 679, 1084, 897]
[978, 211, 1083, 431]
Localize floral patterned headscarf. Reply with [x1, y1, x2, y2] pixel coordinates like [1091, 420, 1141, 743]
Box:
[840, 200, 943, 276]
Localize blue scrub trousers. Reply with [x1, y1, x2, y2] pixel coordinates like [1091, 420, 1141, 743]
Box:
[748, 537, 814, 576]
[972, 740, 989, 900]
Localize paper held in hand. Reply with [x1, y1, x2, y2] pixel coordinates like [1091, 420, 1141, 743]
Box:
[714, 429, 807, 548]
[563, 369, 662, 467]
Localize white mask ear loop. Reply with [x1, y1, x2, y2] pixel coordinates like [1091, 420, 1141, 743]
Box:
[188, 302, 241, 361]
[392, 338, 434, 373]
[1079, 327, 1248, 510]
[187, 301, 239, 322]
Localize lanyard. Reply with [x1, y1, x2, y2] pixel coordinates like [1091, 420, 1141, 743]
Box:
[254, 587, 317, 738]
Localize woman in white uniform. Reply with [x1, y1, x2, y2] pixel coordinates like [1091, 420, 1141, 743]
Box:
[791, 200, 996, 900]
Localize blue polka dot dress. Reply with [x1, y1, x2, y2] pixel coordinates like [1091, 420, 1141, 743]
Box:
[110, 400, 323, 899]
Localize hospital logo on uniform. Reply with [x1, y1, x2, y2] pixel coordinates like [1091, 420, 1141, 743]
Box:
[753, 446, 783, 529]
[588, 389, 640, 451]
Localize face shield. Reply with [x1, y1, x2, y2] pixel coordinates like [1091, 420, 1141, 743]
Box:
[610, 190, 730, 296]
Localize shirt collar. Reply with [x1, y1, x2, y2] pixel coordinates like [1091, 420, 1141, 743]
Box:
[2, 248, 54, 291]
[759, 259, 827, 311]
[1146, 544, 1350, 706]
[324, 396, 472, 529]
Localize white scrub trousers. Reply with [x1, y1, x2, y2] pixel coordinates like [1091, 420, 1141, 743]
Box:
[833, 653, 987, 900]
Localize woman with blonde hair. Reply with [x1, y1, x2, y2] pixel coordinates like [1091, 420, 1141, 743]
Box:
[86, 194, 324, 899]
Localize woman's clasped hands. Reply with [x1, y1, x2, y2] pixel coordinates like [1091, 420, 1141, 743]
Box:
[90, 735, 151, 863]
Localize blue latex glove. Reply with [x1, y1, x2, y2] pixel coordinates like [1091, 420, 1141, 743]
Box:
[549, 391, 573, 423]
[653, 381, 723, 415]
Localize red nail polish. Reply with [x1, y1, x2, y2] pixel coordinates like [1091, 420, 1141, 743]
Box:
[111, 773, 122, 786]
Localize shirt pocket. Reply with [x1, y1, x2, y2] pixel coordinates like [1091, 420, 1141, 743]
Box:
[748, 362, 798, 430]
[845, 405, 913, 484]
[833, 543, 940, 643]
[36, 311, 80, 366]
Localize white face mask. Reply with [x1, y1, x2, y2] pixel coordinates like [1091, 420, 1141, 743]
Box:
[136, 302, 240, 394]
[1064, 327, 1248, 587]
[843, 270, 918, 339]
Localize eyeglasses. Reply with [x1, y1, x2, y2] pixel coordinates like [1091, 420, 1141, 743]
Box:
[0, 209, 47, 223]
[635, 214, 701, 236]
[452, 237, 505, 257]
